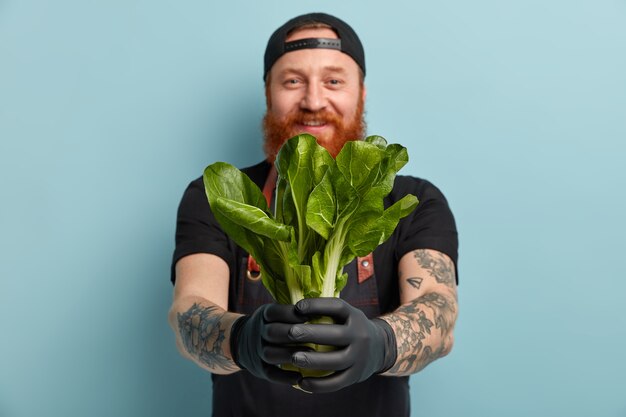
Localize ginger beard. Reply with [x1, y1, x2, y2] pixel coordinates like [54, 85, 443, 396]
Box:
[262, 92, 366, 163]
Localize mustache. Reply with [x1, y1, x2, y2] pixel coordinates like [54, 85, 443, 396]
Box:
[288, 110, 343, 126]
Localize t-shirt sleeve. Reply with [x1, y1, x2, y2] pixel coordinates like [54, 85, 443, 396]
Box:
[395, 177, 459, 283]
[170, 177, 234, 284]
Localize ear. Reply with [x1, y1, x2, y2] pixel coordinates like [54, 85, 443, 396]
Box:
[361, 84, 367, 102]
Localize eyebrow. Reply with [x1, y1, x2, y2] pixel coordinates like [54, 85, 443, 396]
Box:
[278, 65, 349, 77]
[323, 66, 348, 74]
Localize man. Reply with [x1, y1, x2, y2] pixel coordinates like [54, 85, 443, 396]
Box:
[169, 12, 458, 417]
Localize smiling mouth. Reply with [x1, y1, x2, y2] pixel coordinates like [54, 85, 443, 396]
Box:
[301, 121, 326, 127]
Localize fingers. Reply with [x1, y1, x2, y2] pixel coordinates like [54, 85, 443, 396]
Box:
[287, 323, 351, 345]
[295, 297, 352, 322]
[263, 303, 307, 324]
[291, 349, 351, 371]
[253, 300, 369, 392]
[263, 300, 353, 345]
[263, 322, 298, 344]
[267, 322, 351, 346]
[261, 345, 310, 365]
[262, 303, 309, 344]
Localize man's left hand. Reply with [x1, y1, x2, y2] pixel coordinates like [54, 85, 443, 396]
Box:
[288, 297, 397, 393]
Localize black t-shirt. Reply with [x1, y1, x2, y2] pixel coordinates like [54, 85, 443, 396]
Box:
[172, 160, 458, 417]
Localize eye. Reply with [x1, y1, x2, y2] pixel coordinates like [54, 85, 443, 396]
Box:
[325, 78, 343, 88]
[282, 78, 304, 89]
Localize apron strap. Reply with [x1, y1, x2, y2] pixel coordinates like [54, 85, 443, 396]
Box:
[357, 252, 375, 283]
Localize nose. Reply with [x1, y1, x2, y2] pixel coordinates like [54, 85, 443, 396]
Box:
[300, 82, 326, 112]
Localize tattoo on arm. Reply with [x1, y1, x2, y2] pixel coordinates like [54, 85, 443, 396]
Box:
[418, 292, 455, 336]
[407, 277, 423, 290]
[387, 250, 457, 375]
[177, 303, 237, 372]
[413, 250, 456, 288]
[385, 292, 457, 375]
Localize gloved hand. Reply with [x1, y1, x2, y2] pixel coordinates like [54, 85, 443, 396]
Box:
[288, 297, 397, 393]
[230, 303, 306, 385]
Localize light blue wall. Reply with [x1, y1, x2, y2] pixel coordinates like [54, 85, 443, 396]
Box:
[1, 1, 625, 416]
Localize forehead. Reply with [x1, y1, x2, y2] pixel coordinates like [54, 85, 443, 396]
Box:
[271, 27, 360, 79]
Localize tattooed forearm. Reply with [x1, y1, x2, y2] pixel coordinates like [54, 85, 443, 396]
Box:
[177, 303, 238, 372]
[382, 292, 457, 375]
[385, 249, 458, 375]
[413, 249, 456, 288]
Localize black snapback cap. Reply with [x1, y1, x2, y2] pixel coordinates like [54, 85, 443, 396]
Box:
[263, 12, 365, 81]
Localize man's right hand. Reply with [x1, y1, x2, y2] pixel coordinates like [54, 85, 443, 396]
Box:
[230, 303, 305, 385]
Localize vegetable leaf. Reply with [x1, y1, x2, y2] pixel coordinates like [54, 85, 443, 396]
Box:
[203, 135, 418, 304]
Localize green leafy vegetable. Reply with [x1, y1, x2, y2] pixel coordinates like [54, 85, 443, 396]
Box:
[203, 134, 418, 305]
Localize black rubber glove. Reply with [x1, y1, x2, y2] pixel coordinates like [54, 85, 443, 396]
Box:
[288, 297, 397, 393]
[230, 303, 306, 385]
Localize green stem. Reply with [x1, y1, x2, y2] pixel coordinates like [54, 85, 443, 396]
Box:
[320, 222, 346, 298]
[277, 241, 303, 304]
[285, 179, 308, 264]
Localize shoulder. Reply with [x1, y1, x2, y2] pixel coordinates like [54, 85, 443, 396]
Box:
[240, 160, 272, 188]
[183, 160, 271, 196]
[390, 175, 450, 205]
[390, 175, 458, 279]
[391, 175, 455, 223]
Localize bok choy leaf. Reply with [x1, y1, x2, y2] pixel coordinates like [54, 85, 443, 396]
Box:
[203, 134, 418, 305]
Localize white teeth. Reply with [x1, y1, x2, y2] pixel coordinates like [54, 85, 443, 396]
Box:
[303, 121, 324, 126]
